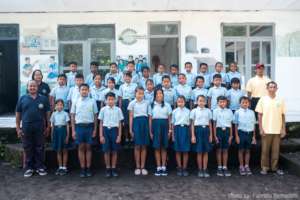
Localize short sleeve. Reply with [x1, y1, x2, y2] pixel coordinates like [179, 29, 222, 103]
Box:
[70, 101, 76, 114]
[189, 109, 195, 120]
[93, 100, 98, 114]
[127, 100, 134, 111]
[281, 99, 286, 115]
[212, 109, 217, 121]
[208, 109, 213, 120]
[50, 113, 55, 124]
[118, 108, 124, 121]
[65, 112, 70, 122]
[148, 105, 153, 116]
[246, 79, 252, 93]
[255, 98, 263, 113]
[15, 96, 23, 113]
[167, 104, 172, 115]
[225, 90, 231, 99]
[233, 111, 239, 124]
[171, 110, 176, 124]
[119, 85, 124, 97]
[207, 88, 212, 98]
[67, 88, 73, 101]
[98, 108, 104, 120]
[50, 88, 55, 97]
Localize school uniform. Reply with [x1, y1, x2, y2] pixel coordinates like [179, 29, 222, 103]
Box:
[66, 71, 77, 88]
[98, 105, 124, 152]
[70, 96, 98, 145]
[162, 87, 176, 107]
[172, 107, 191, 152]
[174, 84, 192, 107]
[170, 74, 178, 87]
[119, 82, 138, 125]
[144, 90, 154, 103]
[190, 107, 212, 153]
[100, 88, 120, 106]
[67, 85, 81, 105]
[209, 71, 228, 86]
[226, 71, 241, 84]
[85, 73, 95, 87]
[184, 72, 196, 88]
[16, 94, 50, 170]
[138, 76, 152, 89]
[213, 107, 233, 149]
[50, 85, 70, 111]
[50, 110, 70, 151]
[150, 102, 172, 149]
[105, 72, 122, 88]
[128, 99, 151, 145]
[207, 86, 227, 110]
[37, 82, 51, 97]
[90, 85, 106, 110]
[191, 87, 208, 105]
[226, 88, 246, 112]
[233, 108, 256, 150]
[153, 72, 167, 86]
[197, 72, 211, 89]
[122, 71, 140, 84]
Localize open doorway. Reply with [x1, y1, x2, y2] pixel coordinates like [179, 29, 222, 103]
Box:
[0, 40, 18, 114]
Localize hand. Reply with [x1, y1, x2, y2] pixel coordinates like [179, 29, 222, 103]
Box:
[235, 136, 240, 144]
[16, 128, 23, 138]
[228, 136, 233, 145]
[252, 137, 257, 145]
[150, 132, 153, 140]
[130, 130, 134, 139]
[191, 136, 196, 144]
[116, 136, 121, 144]
[168, 130, 172, 139]
[260, 129, 266, 137]
[44, 126, 50, 137]
[100, 136, 105, 144]
[214, 136, 219, 144]
[72, 131, 76, 140]
[209, 135, 213, 143]
[92, 130, 97, 138]
[280, 129, 286, 138]
[65, 137, 69, 144]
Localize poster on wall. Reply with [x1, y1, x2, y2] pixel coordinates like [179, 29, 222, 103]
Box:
[20, 55, 59, 95]
[116, 55, 148, 72]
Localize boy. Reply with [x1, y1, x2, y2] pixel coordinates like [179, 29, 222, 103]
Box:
[191, 76, 208, 106]
[184, 62, 196, 88]
[198, 63, 211, 89]
[105, 62, 122, 89]
[162, 75, 176, 107]
[213, 96, 233, 177]
[50, 73, 69, 111]
[99, 92, 124, 177]
[139, 66, 152, 89]
[209, 62, 228, 87]
[144, 79, 154, 103]
[123, 61, 140, 84]
[174, 73, 192, 109]
[170, 64, 179, 87]
[234, 96, 256, 176]
[226, 78, 246, 112]
[207, 74, 227, 110]
[70, 83, 98, 177]
[86, 61, 99, 87]
[66, 61, 78, 88]
[153, 64, 167, 86]
[226, 62, 241, 87]
[67, 73, 84, 110]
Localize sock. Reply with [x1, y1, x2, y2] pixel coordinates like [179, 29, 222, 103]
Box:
[245, 165, 249, 168]
[59, 166, 63, 169]
[222, 166, 227, 169]
[157, 166, 162, 171]
[218, 166, 222, 169]
[161, 166, 166, 171]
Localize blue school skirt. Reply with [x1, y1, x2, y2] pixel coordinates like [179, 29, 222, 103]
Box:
[152, 119, 169, 149]
[102, 127, 120, 152]
[133, 116, 150, 146]
[216, 127, 230, 150]
[193, 126, 211, 153]
[121, 99, 130, 125]
[173, 125, 190, 152]
[52, 126, 68, 151]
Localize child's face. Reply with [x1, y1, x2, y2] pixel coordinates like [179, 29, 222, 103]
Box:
[124, 75, 131, 83]
[146, 82, 154, 91]
[75, 78, 84, 86]
[185, 64, 192, 72]
[178, 75, 186, 84]
[215, 64, 223, 72]
[213, 78, 221, 86]
[79, 86, 89, 97]
[231, 82, 240, 89]
[162, 78, 171, 88]
[197, 97, 206, 107]
[107, 80, 115, 89]
[107, 96, 115, 106]
[155, 90, 164, 102]
[56, 101, 64, 111]
[127, 63, 135, 72]
[229, 63, 237, 72]
[199, 65, 208, 73]
[94, 75, 102, 87]
[157, 65, 165, 73]
[177, 98, 185, 108]
[267, 83, 278, 95]
[170, 67, 178, 75]
[135, 89, 144, 101]
[90, 65, 98, 73]
[196, 79, 204, 88]
[70, 64, 77, 72]
[142, 69, 150, 78]
[110, 64, 118, 73]
[240, 99, 250, 109]
[57, 77, 66, 86]
[218, 99, 227, 108]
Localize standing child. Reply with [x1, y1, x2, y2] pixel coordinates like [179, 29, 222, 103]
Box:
[119, 71, 138, 143]
[190, 95, 213, 178]
[70, 83, 98, 178]
[66, 61, 78, 88]
[101, 77, 119, 107]
[144, 79, 154, 103]
[174, 73, 192, 109]
[99, 92, 124, 177]
[90, 73, 105, 111]
[139, 66, 152, 89]
[234, 96, 256, 176]
[170, 64, 179, 87]
[149, 88, 172, 176]
[162, 75, 176, 108]
[128, 87, 151, 175]
[213, 96, 233, 177]
[184, 62, 196, 88]
[50, 99, 70, 175]
[172, 96, 191, 176]
[123, 61, 140, 84]
[191, 76, 208, 107]
[105, 62, 122, 89]
[86, 61, 99, 87]
[153, 64, 167, 86]
[198, 63, 211, 89]
[226, 62, 241, 88]
[226, 78, 245, 113]
[210, 62, 228, 87]
[207, 74, 227, 110]
[67, 73, 84, 110]
[50, 74, 69, 112]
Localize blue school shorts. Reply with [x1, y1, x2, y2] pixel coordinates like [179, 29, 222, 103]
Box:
[102, 127, 120, 152]
[52, 126, 69, 151]
[133, 116, 150, 146]
[238, 130, 253, 150]
[193, 126, 211, 153]
[75, 123, 94, 145]
[152, 119, 169, 149]
[173, 125, 190, 152]
[121, 99, 130, 125]
[216, 127, 230, 150]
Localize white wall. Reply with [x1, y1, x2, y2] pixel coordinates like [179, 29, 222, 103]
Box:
[0, 10, 299, 121]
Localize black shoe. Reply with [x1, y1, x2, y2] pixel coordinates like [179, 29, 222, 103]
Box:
[111, 168, 119, 177]
[176, 168, 183, 176]
[182, 169, 189, 177]
[80, 169, 86, 178]
[85, 168, 92, 177]
[105, 169, 111, 178]
[55, 168, 61, 176]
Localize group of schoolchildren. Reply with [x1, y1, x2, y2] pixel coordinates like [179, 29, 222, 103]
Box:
[49, 60, 257, 178]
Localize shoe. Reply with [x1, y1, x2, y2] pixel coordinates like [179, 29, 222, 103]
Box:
[239, 167, 246, 176]
[80, 169, 86, 178]
[260, 169, 268, 175]
[36, 168, 47, 176]
[182, 169, 189, 177]
[161, 168, 168, 176]
[105, 169, 111, 178]
[154, 169, 161, 176]
[55, 168, 62, 176]
[223, 168, 231, 177]
[111, 168, 119, 177]
[217, 168, 223, 176]
[85, 168, 92, 177]
[177, 168, 183, 176]
[24, 169, 34, 178]
[141, 169, 148, 176]
[198, 170, 204, 178]
[203, 169, 210, 178]
[275, 169, 284, 176]
[245, 166, 252, 176]
[134, 168, 141, 175]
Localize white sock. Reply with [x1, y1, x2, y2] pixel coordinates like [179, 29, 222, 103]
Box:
[223, 166, 227, 169]
[161, 166, 166, 171]
[218, 166, 222, 169]
[59, 166, 63, 169]
[157, 166, 162, 171]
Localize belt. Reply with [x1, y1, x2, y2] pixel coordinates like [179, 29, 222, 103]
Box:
[104, 126, 118, 129]
[217, 127, 229, 131]
[76, 123, 93, 127]
[175, 124, 189, 127]
[54, 125, 67, 128]
[195, 125, 208, 128]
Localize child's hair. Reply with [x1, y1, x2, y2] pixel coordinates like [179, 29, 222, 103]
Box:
[57, 73, 67, 79]
[152, 88, 165, 108]
[107, 77, 116, 84]
[127, 61, 135, 65]
[215, 62, 223, 67]
[177, 95, 186, 103]
[146, 79, 154, 85]
[75, 73, 84, 79]
[184, 61, 192, 67]
[178, 73, 186, 78]
[195, 76, 204, 86]
[199, 63, 208, 68]
[239, 96, 250, 103]
[110, 62, 118, 67]
[267, 81, 277, 88]
[158, 63, 166, 68]
[124, 71, 132, 78]
[231, 77, 240, 85]
[170, 64, 178, 70]
[197, 95, 206, 101]
[105, 92, 116, 99]
[93, 73, 102, 80]
[135, 86, 145, 93]
[90, 61, 99, 66]
[79, 83, 89, 89]
[69, 61, 77, 66]
[217, 95, 227, 102]
[213, 74, 222, 80]
[162, 75, 170, 81]
[229, 61, 237, 66]
[141, 66, 150, 72]
[55, 99, 64, 106]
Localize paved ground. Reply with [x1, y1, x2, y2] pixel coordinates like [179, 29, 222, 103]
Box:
[0, 162, 299, 200]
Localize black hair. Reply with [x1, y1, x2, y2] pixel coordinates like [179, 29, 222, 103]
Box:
[162, 75, 170, 81]
[170, 64, 178, 69]
[90, 61, 99, 66]
[239, 96, 250, 103]
[57, 73, 67, 79]
[213, 74, 222, 80]
[135, 86, 145, 93]
[231, 77, 240, 85]
[178, 73, 186, 78]
[75, 73, 84, 79]
[146, 79, 154, 85]
[195, 76, 204, 86]
[184, 61, 192, 66]
[32, 69, 43, 81]
[199, 63, 208, 68]
[124, 71, 132, 78]
[229, 61, 237, 66]
[107, 77, 116, 84]
[151, 88, 165, 108]
[266, 81, 277, 88]
[79, 83, 89, 89]
[141, 66, 150, 72]
[55, 99, 64, 106]
[176, 95, 186, 103]
[93, 73, 102, 80]
[217, 95, 227, 102]
[105, 92, 116, 99]
[127, 61, 135, 65]
[110, 62, 118, 67]
[215, 62, 223, 67]
[197, 95, 206, 101]
[69, 61, 78, 66]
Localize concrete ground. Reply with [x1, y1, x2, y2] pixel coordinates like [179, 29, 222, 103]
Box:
[0, 162, 299, 200]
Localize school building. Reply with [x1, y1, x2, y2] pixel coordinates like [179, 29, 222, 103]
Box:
[0, 0, 299, 122]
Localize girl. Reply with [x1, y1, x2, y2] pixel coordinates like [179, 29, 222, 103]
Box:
[101, 77, 119, 107]
[144, 79, 154, 103]
[172, 96, 191, 176]
[149, 88, 172, 176]
[191, 76, 208, 107]
[128, 87, 151, 175]
[226, 62, 241, 88]
[174, 73, 192, 109]
[50, 99, 70, 176]
[90, 73, 105, 111]
[190, 95, 213, 178]
[104, 62, 122, 89]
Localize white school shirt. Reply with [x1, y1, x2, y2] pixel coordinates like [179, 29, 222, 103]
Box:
[98, 105, 124, 128]
[85, 73, 95, 87]
[66, 71, 77, 88]
[191, 87, 208, 103]
[149, 101, 172, 119]
[213, 107, 233, 128]
[119, 82, 137, 100]
[90, 85, 106, 101]
[233, 108, 256, 132]
[144, 90, 154, 103]
[172, 107, 190, 126]
[190, 107, 212, 126]
[50, 85, 69, 110]
[105, 72, 122, 86]
[71, 96, 98, 124]
[127, 99, 151, 118]
[138, 76, 152, 89]
[207, 86, 227, 110]
[67, 85, 80, 103]
[197, 72, 211, 89]
[163, 87, 176, 106]
[174, 84, 192, 100]
[100, 88, 120, 104]
[184, 72, 196, 88]
[153, 72, 167, 86]
[121, 71, 140, 84]
[50, 110, 70, 126]
[170, 74, 179, 87]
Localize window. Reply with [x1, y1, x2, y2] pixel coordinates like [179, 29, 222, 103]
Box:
[185, 35, 198, 53]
